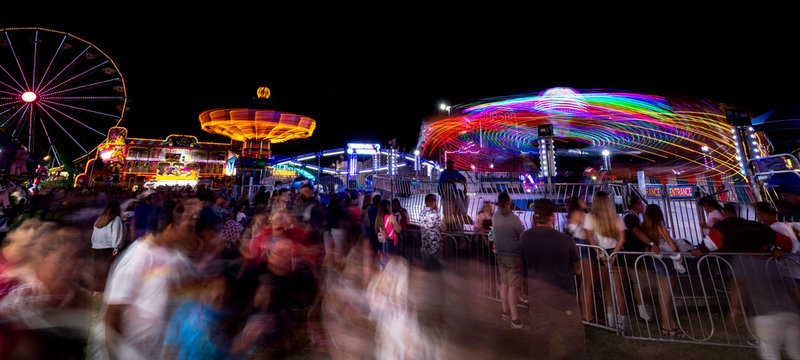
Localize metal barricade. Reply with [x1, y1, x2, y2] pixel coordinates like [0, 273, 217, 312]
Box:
[393, 229, 799, 349]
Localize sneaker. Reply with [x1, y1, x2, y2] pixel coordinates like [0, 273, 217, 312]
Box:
[501, 312, 511, 320]
[510, 319, 527, 330]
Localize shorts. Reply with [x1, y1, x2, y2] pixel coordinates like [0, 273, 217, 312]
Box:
[651, 257, 677, 276]
[497, 256, 523, 287]
[573, 238, 593, 259]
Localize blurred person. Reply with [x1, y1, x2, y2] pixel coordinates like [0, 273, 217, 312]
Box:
[723, 203, 739, 219]
[621, 196, 659, 322]
[98, 198, 198, 359]
[375, 200, 401, 266]
[583, 191, 627, 330]
[91, 200, 126, 292]
[699, 195, 725, 233]
[0, 219, 44, 300]
[692, 216, 794, 255]
[691, 213, 795, 323]
[325, 193, 349, 256]
[437, 159, 469, 231]
[322, 238, 377, 360]
[298, 183, 325, 229]
[474, 201, 494, 235]
[392, 198, 410, 256]
[419, 194, 446, 268]
[367, 256, 440, 359]
[236, 204, 248, 227]
[492, 192, 525, 329]
[220, 210, 244, 259]
[129, 191, 156, 243]
[640, 204, 683, 336]
[0, 225, 91, 359]
[521, 198, 586, 359]
[732, 247, 800, 360]
[756, 201, 800, 253]
[565, 196, 595, 322]
[365, 194, 382, 254]
[163, 260, 236, 360]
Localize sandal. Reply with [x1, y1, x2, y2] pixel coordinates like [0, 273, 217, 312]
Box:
[660, 328, 685, 337]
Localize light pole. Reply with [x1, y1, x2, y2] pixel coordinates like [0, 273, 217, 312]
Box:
[602, 149, 611, 172]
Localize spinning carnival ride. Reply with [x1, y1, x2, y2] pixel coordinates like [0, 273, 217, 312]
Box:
[0, 27, 127, 166]
[418, 88, 767, 183]
[199, 108, 315, 159]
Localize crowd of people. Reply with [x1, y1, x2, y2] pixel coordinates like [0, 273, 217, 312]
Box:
[0, 179, 799, 359]
[0, 182, 499, 359]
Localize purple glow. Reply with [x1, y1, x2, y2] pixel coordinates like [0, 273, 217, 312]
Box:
[4, 32, 30, 89]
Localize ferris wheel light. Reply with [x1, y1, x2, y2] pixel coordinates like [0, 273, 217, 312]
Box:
[21, 91, 37, 103]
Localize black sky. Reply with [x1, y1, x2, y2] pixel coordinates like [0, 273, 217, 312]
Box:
[5, 8, 797, 157]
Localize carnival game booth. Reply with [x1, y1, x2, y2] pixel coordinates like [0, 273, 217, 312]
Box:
[75, 127, 232, 188]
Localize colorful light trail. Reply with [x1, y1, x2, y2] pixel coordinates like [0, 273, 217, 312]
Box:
[418, 88, 766, 181]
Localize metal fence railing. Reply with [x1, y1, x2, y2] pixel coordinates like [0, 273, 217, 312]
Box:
[373, 175, 794, 247]
[386, 228, 800, 348]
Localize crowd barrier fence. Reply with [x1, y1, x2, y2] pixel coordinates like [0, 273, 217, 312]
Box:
[386, 228, 800, 348]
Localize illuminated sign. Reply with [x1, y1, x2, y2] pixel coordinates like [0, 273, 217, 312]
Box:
[645, 186, 662, 198]
[347, 143, 381, 155]
[667, 186, 694, 199]
[273, 168, 298, 177]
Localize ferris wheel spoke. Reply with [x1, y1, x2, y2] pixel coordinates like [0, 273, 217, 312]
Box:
[35, 34, 66, 93]
[41, 76, 117, 98]
[2, 101, 29, 128]
[35, 102, 88, 153]
[38, 115, 59, 165]
[0, 78, 24, 94]
[38, 101, 107, 136]
[39, 60, 109, 96]
[32, 30, 39, 96]
[40, 99, 121, 119]
[4, 32, 30, 90]
[0, 64, 25, 93]
[37, 45, 90, 93]
[46, 96, 125, 101]
[11, 104, 31, 137]
[28, 104, 34, 149]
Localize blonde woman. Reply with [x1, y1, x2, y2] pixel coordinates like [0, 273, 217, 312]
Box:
[582, 191, 627, 330]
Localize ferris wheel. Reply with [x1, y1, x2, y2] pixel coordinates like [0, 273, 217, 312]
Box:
[0, 27, 127, 166]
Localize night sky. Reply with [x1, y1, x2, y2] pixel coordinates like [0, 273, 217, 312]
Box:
[5, 9, 797, 158]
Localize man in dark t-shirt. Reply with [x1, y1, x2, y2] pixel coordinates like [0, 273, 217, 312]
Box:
[520, 199, 586, 359]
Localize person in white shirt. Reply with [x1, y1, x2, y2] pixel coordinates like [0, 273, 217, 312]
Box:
[91, 200, 126, 292]
[99, 198, 198, 359]
[699, 196, 725, 235]
[756, 202, 800, 253]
